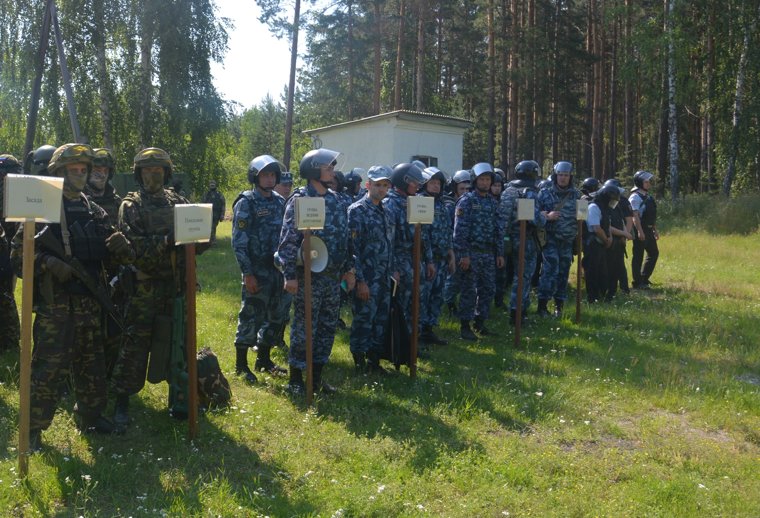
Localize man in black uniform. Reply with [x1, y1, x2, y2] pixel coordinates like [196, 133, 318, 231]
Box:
[629, 171, 659, 289]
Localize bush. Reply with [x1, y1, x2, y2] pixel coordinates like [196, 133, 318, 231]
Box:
[657, 194, 760, 235]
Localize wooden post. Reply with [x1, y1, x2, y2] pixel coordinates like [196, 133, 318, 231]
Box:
[19, 220, 35, 476]
[514, 220, 526, 347]
[575, 220, 583, 323]
[410, 224, 421, 378]
[185, 244, 198, 440]
[303, 230, 314, 406]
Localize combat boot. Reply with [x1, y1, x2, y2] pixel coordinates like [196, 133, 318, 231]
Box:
[235, 346, 258, 384]
[287, 367, 305, 395]
[254, 346, 287, 376]
[366, 351, 388, 376]
[460, 320, 477, 341]
[473, 318, 491, 336]
[76, 413, 120, 435]
[553, 299, 564, 318]
[29, 429, 42, 453]
[421, 325, 448, 346]
[537, 299, 550, 317]
[352, 352, 366, 374]
[113, 394, 130, 429]
[313, 364, 337, 394]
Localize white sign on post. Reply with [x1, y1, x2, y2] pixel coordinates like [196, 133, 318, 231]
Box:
[407, 196, 434, 225]
[174, 204, 213, 245]
[3, 174, 63, 223]
[517, 198, 535, 221]
[296, 197, 325, 230]
[576, 199, 589, 221]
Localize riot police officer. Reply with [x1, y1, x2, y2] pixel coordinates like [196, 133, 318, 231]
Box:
[630, 170, 659, 289]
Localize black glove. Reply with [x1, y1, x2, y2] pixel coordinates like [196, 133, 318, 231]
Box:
[106, 231, 131, 256]
[45, 256, 75, 282]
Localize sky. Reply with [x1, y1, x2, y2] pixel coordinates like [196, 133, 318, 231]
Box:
[210, 0, 293, 111]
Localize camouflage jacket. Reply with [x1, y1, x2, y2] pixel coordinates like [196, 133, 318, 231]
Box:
[231, 188, 285, 276]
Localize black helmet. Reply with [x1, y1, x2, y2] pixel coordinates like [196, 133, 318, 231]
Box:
[248, 154, 284, 185]
[133, 147, 173, 186]
[333, 170, 346, 192]
[515, 160, 540, 181]
[92, 148, 116, 180]
[30, 145, 57, 176]
[390, 162, 424, 192]
[633, 170, 654, 189]
[603, 178, 625, 195]
[344, 168, 364, 188]
[0, 154, 22, 176]
[279, 171, 293, 185]
[48, 143, 95, 178]
[299, 148, 341, 180]
[551, 161, 573, 184]
[580, 177, 600, 195]
[593, 183, 621, 205]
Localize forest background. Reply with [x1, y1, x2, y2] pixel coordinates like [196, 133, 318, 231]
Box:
[1, 0, 759, 200]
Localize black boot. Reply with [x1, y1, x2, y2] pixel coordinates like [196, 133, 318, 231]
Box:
[537, 299, 550, 317]
[460, 320, 477, 341]
[254, 346, 287, 376]
[29, 429, 42, 453]
[421, 325, 448, 346]
[367, 351, 388, 375]
[473, 318, 491, 336]
[352, 352, 366, 373]
[76, 413, 120, 435]
[113, 394, 130, 429]
[287, 367, 305, 395]
[553, 299, 564, 318]
[235, 347, 258, 384]
[313, 364, 337, 394]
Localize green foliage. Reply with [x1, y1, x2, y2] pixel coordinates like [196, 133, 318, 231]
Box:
[658, 194, 760, 234]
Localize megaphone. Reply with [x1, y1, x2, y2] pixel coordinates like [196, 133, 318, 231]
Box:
[296, 235, 329, 273]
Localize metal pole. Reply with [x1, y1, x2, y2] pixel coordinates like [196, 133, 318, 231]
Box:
[303, 230, 314, 406]
[514, 220, 526, 347]
[410, 224, 421, 377]
[185, 244, 198, 439]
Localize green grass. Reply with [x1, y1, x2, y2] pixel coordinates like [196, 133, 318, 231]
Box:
[1, 224, 759, 516]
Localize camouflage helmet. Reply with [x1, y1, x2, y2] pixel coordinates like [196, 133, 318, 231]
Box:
[30, 145, 57, 176]
[133, 147, 173, 186]
[48, 143, 95, 178]
[0, 154, 22, 176]
[92, 148, 116, 179]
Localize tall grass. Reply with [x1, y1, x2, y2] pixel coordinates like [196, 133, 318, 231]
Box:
[658, 193, 760, 234]
[0, 224, 758, 516]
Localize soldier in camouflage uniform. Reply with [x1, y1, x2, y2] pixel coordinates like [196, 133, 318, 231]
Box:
[419, 167, 454, 346]
[231, 155, 289, 384]
[383, 163, 435, 333]
[347, 165, 395, 373]
[536, 161, 580, 318]
[443, 170, 471, 316]
[110, 147, 196, 427]
[274, 171, 293, 199]
[11, 143, 135, 450]
[278, 148, 355, 394]
[453, 163, 505, 340]
[202, 180, 226, 242]
[0, 154, 22, 350]
[501, 160, 555, 325]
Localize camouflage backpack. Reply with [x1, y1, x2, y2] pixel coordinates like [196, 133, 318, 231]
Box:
[197, 347, 232, 408]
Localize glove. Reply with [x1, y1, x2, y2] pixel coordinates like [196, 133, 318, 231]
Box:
[45, 256, 75, 283]
[106, 231, 131, 256]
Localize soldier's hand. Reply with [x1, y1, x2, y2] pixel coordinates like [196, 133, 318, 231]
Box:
[496, 256, 505, 269]
[623, 230, 633, 240]
[426, 262, 436, 281]
[356, 281, 370, 301]
[393, 271, 400, 283]
[45, 256, 75, 282]
[459, 256, 471, 271]
[244, 274, 259, 294]
[447, 257, 456, 275]
[106, 231, 131, 256]
[284, 279, 297, 294]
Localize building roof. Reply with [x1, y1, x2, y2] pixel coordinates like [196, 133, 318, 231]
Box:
[304, 110, 473, 134]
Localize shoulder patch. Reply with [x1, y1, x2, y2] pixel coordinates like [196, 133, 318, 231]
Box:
[237, 219, 247, 229]
[456, 208, 464, 217]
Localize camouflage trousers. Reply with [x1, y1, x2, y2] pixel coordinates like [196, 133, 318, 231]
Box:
[111, 278, 176, 397]
[395, 254, 414, 333]
[288, 272, 341, 370]
[538, 235, 575, 301]
[349, 274, 391, 356]
[31, 294, 106, 431]
[510, 235, 539, 311]
[420, 258, 448, 328]
[235, 269, 291, 350]
[458, 252, 496, 321]
[0, 288, 19, 350]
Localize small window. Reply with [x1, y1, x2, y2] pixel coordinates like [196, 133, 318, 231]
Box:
[411, 155, 438, 168]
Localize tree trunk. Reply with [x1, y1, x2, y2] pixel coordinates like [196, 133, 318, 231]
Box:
[415, 0, 426, 112]
[284, 0, 301, 167]
[487, 0, 496, 164]
[508, 0, 520, 170]
[584, 0, 594, 175]
[347, 0, 354, 119]
[550, 0, 561, 162]
[722, 4, 758, 196]
[703, 2, 715, 192]
[591, 0, 604, 180]
[372, 0, 382, 114]
[93, 0, 113, 150]
[666, 0, 679, 201]
[608, 4, 618, 177]
[623, 0, 634, 175]
[138, 2, 154, 148]
[394, 0, 406, 110]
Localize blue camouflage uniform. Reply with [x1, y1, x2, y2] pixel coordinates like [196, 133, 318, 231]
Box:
[442, 196, 460, 310]
[453, 190, 504, 321]
[348, 194, 394, 358]
[420, 193, 451, 329]
[232, 188, 290, 350]
[383, 190, 432, 330]
[536, 183, 580, 302]
[277, 184, 353, 369]
[501, 180, 546, 311]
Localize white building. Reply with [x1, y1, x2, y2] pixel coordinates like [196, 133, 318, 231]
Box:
[303, 110, 472, 175]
